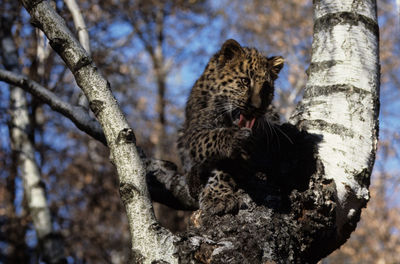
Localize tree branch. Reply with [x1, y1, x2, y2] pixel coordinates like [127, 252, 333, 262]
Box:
[146, 158, 198, 210]
[64, 0, 91, 55]
[0, 69, 197, 210]
[1, 10, 66, 263]
[0, 69, 107, 145]
[64, 0, 91, 109]
[21, 1, 178, 262]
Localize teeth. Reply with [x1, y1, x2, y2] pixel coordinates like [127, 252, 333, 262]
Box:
[238, 114, 244, 127]
[238, 114, 256, 129]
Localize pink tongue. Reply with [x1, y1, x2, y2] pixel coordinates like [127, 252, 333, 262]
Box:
[238, 114, 256, 129]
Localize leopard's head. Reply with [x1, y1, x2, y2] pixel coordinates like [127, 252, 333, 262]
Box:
[214, 39, 284, 129]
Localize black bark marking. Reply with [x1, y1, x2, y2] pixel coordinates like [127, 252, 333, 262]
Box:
[116, 128, 136, 145]
[40, 233, 67, 264]
[303, 83, 371, 98]
[89, 100, 104, 116]
[151, 260, 170, 264]
[29, 18, 42, 29]
[314, 11, 379, 37]
[72, 56, 92, 74]
[49, 38, 68, 54]
[306, 60, 339, 76]
[119, 182, 140, 204]
[354, 168, 371, 188]
[131, 249, 145, 264]
[32, 179, 47, 191]
[298, 119, 355, 138]
[21, 0, 44, 11]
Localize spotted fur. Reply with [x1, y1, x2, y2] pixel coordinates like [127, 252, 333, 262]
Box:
[178, 39, 284, 215]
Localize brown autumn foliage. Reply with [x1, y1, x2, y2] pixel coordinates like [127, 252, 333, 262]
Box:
[0, 0, 399, 262]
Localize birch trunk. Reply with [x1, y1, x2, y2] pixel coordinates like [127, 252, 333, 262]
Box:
[291, 0, 379, 235]
[14, 0, 379, 263]
[64, 0, 91, 109]
[64, 0, 91, 55]
[20, 1, 179, 263]
[174, 0, 379, 262]
[0, 13, 66, 264]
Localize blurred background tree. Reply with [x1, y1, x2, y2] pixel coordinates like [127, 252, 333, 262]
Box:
[0, 0, 398, 263]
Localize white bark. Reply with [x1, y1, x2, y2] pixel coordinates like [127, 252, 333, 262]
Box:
[64, 0, 91, 55]
[0, 69, 107, 145]
[291, 0, 379, 233]
[21, 1, 178, 263]
[12, 0, 379, 262]
[398, 0, 400, 29]
[10, 88, 53, 239]
[36, 29, 51, 77]
[65, 0, 91, 109]
[1, 15, 65, 263]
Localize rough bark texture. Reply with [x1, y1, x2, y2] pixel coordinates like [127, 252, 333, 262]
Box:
[0, 69, 197, 210]
[173, 0, 379, 262]
[291, 0, 379, 240]
[0, 11, 66, 264]
[12, 0, 379, 263]
[174, 125, 338, 263]
[0, 69, 107, 144]
[20, 1, 179, 263]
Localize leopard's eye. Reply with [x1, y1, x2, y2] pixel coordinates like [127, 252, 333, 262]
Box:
[240, 77, 251, 86]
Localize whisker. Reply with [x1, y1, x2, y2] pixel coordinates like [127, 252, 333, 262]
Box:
[266, 119, 275, 149]
[272, 124, 294, 145]
[268, 120, 281, 151]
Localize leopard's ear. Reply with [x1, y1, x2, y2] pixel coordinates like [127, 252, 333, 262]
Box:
[219, 39, 244, 65]
[268, 56, 284, 79]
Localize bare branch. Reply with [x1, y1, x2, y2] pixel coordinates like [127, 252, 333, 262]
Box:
[64, 0, 91, 109]
[146, 159, 198, 210]
[20, 1, 178, 262]
[0, 69, 107, 145]
[64, 0, 91, 55]
[1, 11, 66, 263]
[0, 68, 198, 211]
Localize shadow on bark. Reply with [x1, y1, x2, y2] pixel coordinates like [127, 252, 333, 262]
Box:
[173, 123, 343, 263]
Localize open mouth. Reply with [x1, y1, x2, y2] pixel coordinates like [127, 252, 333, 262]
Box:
[238, 114, 256, 129]
[232, 109, 256, 129]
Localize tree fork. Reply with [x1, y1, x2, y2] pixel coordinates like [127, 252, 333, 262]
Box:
[17, 0, 379, 263]
[20, 1, 179, 263]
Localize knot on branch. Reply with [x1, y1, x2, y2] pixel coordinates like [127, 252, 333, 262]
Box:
[49, 38, 68, 55]
[119, 182, 140, 204]
[29, 17, 42, 30]
[22, 0, 45, 12]
[89, 100, 105, 116]
[116, 128, 136, 145]
[72, 56, 93, 74]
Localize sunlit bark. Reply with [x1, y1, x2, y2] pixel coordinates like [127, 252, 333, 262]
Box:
[20, 0, 178, 262]
[291, 0, 379, 236]
[4, 0, 379, 262]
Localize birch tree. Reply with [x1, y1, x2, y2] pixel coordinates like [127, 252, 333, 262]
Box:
[0, 5, 66, 264]
[0, 0, 379, 263]
[293, 0, 379, 237]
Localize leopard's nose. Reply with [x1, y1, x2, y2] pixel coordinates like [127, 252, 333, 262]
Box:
[251, 93, 261, 108]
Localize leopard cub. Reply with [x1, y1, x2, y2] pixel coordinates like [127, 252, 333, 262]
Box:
[178, 39, 284, 215]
